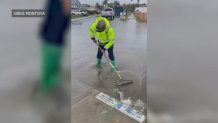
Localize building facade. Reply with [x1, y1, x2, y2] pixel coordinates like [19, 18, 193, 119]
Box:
[72, 0, 81, 10]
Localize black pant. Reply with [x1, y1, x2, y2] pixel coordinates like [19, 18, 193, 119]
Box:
[97, 44, 115, 61]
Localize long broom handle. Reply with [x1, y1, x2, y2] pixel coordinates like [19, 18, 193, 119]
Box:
[95, 43, 122, 80]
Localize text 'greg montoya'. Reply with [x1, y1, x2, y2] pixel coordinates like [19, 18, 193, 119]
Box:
[12, 9, 47, 17]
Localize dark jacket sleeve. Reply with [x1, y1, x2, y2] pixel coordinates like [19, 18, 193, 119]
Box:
[40, 0, 70, 45]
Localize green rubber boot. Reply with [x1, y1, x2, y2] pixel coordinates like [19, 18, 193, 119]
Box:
[111, 60, 116, 72]
[41, 42, 63, 92]
[96, 59, 102, 69]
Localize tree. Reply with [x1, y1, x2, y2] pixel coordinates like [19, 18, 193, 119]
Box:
[107, 3, 114, 8]
[124, 4, 137, 12]
[137, 0, 140, 5]
[101, 5, 104, 9]
[114, 0, 121, 7]
[123, 4, 127, 10]
[96, 2, 102, 10]
[102, 0, 109, 8]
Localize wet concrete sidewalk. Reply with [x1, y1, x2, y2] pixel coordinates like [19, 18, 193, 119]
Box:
[72, 89, 140, 123]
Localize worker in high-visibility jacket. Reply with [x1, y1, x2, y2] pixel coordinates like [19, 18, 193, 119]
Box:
[89, 16, 115, 69]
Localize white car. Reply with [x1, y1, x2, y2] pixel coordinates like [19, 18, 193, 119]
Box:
[101, 8, 115, 20]
[72, 10, 87, 16]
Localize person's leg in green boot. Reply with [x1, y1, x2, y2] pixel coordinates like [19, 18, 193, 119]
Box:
[110, 60, 116, 72]
[107, 45, 116, 72]
[96, 58, 102, 69]
[41, 42, 63, 92]
[111, 60, 116, 67]
[38, 0, 70, 95]
[96, 46, 104, 69]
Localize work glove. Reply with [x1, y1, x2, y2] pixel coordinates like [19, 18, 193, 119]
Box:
[104, 46, 108, 50]
[91, 37, 97, 43]
[98, 44, 105, 53]
[99, 47, 105, 53]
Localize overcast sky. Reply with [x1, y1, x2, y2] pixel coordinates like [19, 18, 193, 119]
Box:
[79, 0, 147, 5]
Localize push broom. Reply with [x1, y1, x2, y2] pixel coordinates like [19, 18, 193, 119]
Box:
[95, 42, 133, 87]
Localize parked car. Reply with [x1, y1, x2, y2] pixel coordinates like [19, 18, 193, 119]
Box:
[72, 10, 87, 16]
[101, 8, 115, 20]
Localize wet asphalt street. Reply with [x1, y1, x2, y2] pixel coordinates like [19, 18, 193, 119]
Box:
[71, 15, 147, 123]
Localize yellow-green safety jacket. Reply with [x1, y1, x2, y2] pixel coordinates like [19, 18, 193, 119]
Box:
[89, 16, 115, 49]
